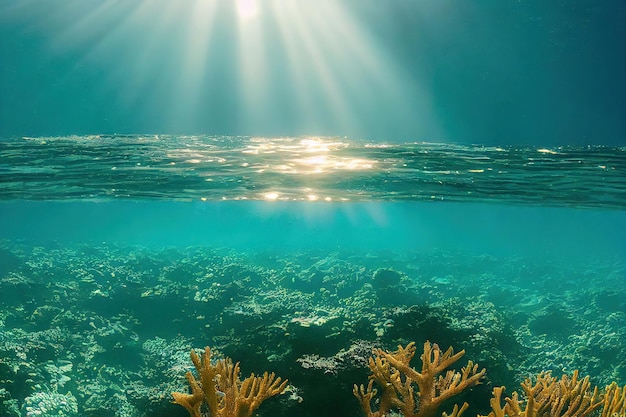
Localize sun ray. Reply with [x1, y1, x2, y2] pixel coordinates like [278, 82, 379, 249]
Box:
[3, 0, 444, 139]
[237, 0, 269, 131]
[268, 1, 358, 133]
[236, 0, 259, 21]
[167, 0, 220, 129]
[38, 0, 180, 115]
[49, 0, 132, 55]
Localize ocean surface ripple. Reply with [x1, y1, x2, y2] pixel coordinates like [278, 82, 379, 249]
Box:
[1, 135, 624, 208]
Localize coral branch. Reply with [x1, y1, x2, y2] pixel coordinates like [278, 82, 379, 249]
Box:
[172, 371, 204, 417]
[602, 382, 625, 417]
[481, 371, 619, 417]
[353, 340, 486, 417]
[443, 402, 470, 417]
[172, 347, 288, 417]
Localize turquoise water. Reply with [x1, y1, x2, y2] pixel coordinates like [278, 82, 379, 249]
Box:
[0, 136, 625, 417]
[1, 1, 626, 416]
[1, 200, 625, 261]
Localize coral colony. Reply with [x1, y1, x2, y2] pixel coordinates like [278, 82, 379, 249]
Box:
[172, 341, 626, 417]
[353, 341, 486, 417]
[172, 347, 288, 417]
[1, 242, 624, 417]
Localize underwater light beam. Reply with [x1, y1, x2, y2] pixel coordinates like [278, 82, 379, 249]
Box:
[236, 0, 259, 21]
[15, 0, 444, 138]
[167, 0, 219, 128]
[243, 1, 441, 138]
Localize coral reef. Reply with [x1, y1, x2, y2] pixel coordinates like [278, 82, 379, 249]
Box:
[353, 341, 486, 417]
[1, 241, 624, 417]
[481, 371, 626, 417]
[22, 391, 79, 417]
[172, 347, 288, 417]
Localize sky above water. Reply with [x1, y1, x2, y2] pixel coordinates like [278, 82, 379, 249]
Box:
[1, 0, 625, 145]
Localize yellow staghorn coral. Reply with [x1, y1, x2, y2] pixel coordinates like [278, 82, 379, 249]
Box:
[353, 340, 486, 417]
[481, 371, 625, 417]
[602, 382, 626, 417]
[172, 347, 288, 417]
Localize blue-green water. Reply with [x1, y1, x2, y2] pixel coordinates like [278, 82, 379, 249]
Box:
[1, 200, 625, 261]
[1, 2, 626, 145]
[0, 136, 625, 417]
[1, 1, 626, 416]
[1, 135, 625, 259]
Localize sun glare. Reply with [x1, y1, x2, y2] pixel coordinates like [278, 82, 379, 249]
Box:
[236, 0, 259, 20]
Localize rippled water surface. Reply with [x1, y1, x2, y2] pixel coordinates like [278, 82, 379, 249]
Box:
[1, 135, 624, 208]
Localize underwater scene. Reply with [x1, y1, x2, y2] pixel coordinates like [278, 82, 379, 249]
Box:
[1, 1, 626, 417]
[0, 136, 625, 417]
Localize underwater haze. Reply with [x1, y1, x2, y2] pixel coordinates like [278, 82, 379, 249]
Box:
[1, 2, 626, 417]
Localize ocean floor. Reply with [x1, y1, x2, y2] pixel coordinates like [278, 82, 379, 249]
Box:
[0, 241, 624, 417]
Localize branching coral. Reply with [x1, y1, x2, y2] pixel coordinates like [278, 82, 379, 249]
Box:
[602, 382, 626, 417]
[481, 371, 626, 417]
[172, 347, 288, 417]
[353, 341, 486, 417]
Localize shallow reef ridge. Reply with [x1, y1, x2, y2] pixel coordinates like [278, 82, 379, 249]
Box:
[0, 241, 624, 417]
